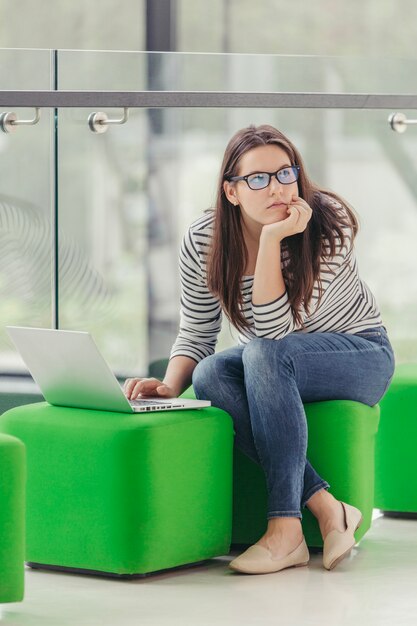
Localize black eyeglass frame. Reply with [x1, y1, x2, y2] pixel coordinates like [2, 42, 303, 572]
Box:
[226, 165, 300, 190]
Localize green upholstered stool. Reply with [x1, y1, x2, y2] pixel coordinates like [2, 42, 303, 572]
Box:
[0, 402, 233, 577]
[231, 400, 379, 548]
[375, 363, 417, 515]
[0, 433, 25, 603]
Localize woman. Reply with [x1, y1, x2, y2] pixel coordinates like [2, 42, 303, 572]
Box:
[124, 125, 395, 575]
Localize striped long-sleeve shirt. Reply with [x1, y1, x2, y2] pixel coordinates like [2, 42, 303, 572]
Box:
[170, 208, 383, 364]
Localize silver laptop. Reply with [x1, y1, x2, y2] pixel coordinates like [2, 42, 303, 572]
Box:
[6, 326, 210, 413]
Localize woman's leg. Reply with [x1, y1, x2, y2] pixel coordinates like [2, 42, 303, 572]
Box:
[192, 345, 259, 462]
[192, 346, 329, 509]
[241, 328, 394, 523]
[192, 346, 304, 557]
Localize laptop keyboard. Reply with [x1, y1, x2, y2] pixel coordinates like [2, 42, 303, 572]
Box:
[130, 399, 172, 407]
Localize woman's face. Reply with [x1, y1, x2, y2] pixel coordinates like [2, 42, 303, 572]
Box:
[224, 144, 299, 233]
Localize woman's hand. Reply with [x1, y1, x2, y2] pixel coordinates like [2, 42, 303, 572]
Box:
[123, 377, 177, 400]
[263, 195, 313, 241]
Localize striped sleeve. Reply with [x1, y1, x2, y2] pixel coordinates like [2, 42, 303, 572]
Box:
[169, 225, 222, 363]
[252, 290, 295, 339]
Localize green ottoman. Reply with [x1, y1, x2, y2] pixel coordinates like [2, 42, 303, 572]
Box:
[0, 402, 233, 577]
[375, 363, 417, 515]
[0, 433, 25, 603]
[231, 400, 380, 548]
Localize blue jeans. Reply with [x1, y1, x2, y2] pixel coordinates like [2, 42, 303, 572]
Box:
[192, 327, 395, 520]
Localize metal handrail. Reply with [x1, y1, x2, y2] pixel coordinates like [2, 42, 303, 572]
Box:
[1, 90, 417, 109]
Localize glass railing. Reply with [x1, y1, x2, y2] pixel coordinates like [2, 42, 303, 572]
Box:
[1, 48, 417, 377]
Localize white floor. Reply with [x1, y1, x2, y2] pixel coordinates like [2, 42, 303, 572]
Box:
[1, 512, 417, 626]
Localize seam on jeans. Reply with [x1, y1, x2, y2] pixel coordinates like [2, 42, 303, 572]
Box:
[268, 510, 301, 516]
[267, 513, 302, 520]
[286, 346, 378, 380]
[287, 344, 388, 371]
[287, 344, 394, 406]
[380, 374, 394, 399]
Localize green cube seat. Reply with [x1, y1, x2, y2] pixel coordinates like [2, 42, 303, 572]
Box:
[0, 433, 25, 603]
[0, 402, 233, 577]
[375, 363, 417, 515]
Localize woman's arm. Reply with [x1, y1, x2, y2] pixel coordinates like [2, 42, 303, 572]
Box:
[251, 230, 286, 305]
[169, 223, 222, 362]
[251, 197, 312, 340]
[125, 220, 221, 400]
[252, 197, 312, 306]
[162, 355, 197, 396]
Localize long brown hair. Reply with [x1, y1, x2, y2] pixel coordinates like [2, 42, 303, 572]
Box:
[206, 124, 359, 332]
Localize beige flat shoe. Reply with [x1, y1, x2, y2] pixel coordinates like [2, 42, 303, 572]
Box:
[229, 538, 310, 575]
[323, 501, 363, 570]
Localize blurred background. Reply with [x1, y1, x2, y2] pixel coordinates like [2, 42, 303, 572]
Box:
[0, 0, 416, 379]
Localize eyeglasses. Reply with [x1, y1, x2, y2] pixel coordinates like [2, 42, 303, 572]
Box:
[227, 165, 300, 190]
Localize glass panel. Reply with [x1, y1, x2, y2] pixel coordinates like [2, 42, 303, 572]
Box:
[57, 51, 149, 377]
[56, 50, 417, 377]
[58, 49, 417, 93]
[0, 48, 53, 374]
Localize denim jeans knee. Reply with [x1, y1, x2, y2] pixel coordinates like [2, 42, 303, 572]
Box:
[242, 336, 296, 378]
[192, 354, 217, 398]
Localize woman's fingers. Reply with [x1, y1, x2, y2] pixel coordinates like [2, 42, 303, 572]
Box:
[287, 205, 303, 227]
[123, 377, 143, 398]
[264, 198, 312, 240]
[124, 377, 163, 399]
[289, 198, 312, 232]
[290, 197, 311, 215]
[132, 380, 151, 399]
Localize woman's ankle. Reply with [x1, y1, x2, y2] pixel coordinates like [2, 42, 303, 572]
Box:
[306, 490, 345, 538]
[306, 488, 338, 518]
[257, 518, 303, 556]
[264, 517, 303, 539]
